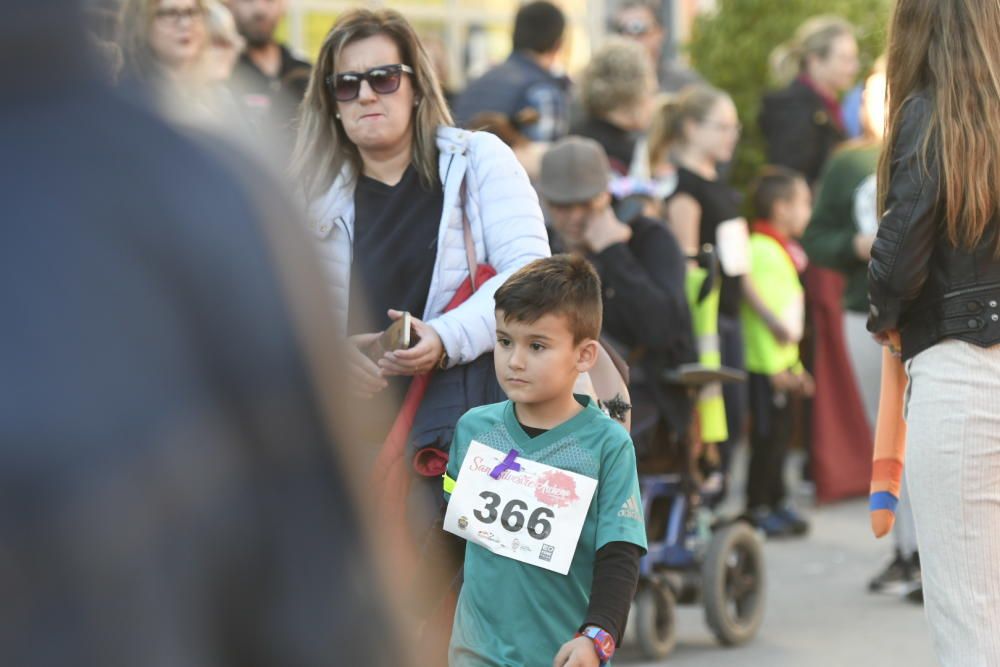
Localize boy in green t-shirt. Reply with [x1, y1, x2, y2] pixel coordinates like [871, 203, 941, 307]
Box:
[740, 166, 815, 538]
[443, 255, 647, 667]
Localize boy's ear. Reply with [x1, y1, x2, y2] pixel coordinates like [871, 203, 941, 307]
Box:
[575, 338, 599, 373]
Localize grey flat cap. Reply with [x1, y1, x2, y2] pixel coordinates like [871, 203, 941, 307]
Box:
[537, 136, 611, 204]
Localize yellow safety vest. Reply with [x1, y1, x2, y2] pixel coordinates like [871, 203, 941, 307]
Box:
[686, 266, 728, 444]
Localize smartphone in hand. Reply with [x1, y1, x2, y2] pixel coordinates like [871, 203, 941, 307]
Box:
[365, 312, 417, 361]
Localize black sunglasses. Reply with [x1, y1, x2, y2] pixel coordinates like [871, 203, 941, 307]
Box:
[325, 64, 414, 102]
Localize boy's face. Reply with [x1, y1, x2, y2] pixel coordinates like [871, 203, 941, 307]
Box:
[775, 179, 813, 238]
[494, 310, 597, 406]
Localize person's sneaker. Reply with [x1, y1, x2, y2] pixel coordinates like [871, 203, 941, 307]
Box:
[868, 550, 916, 594]
[903, 552, 923, 603]
[749, 508, 791, 538]
[774, 505, 810, 536]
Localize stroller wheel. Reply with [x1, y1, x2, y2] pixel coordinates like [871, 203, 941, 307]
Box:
[634, 583, 677, 659]
[702, 521, 766, 645]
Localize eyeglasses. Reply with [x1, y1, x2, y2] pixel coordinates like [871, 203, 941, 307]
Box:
[705, 121, 742, 135]
[615, 18, 653, 36]
[154, 6, 204, 25]
[325, 64, 414, 102]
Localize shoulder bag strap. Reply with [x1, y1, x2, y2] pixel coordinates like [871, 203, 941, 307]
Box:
[459, 176, 480, 291]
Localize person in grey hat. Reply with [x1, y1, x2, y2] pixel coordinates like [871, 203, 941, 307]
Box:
[539, 136, 697, 448]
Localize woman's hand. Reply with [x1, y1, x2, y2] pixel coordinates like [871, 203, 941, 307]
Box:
[378, 309, 445, 376]
[347, 333, 389, 399]
[873, 329, 902, 357]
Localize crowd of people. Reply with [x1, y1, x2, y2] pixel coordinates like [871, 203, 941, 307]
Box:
[8, 0, 1000, 665]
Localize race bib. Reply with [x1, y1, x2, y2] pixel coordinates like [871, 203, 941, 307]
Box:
[444, 441, 598, 575]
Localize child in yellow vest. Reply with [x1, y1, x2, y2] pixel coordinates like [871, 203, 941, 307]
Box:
[741, 166, 814, 537]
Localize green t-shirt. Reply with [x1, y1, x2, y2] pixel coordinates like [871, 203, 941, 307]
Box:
[445, 396, 647, 667]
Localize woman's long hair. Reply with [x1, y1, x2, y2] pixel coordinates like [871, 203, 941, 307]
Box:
[769, 15, 854, 87]
[645, 84, 728, 173]
[878, 0, 1000, 252]
[291, 9, 453, 201]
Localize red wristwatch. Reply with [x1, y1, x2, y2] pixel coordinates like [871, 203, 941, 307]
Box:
[576, 625, 615, 664]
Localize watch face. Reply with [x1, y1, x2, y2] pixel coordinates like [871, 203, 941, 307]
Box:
[596, 633, 614, 655]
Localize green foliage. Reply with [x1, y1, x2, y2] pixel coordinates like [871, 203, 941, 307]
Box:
[687, 0, 892, 195]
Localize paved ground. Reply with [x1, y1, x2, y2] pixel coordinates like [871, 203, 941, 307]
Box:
[618, 450, 937, 667]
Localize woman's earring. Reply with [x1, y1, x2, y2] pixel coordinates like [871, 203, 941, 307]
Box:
[414, 99, 420, 107]
[335, 113, 341, 119]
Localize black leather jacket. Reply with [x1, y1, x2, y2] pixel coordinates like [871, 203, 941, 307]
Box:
[867, 93, 1000, 360]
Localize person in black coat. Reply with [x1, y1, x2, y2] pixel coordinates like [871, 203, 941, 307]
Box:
[538, 137, 697, 456]
[0, 2, 405, 665]
[758, 15, 859, 183]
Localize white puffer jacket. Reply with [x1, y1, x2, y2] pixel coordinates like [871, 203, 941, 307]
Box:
[307, 126, 551, 367]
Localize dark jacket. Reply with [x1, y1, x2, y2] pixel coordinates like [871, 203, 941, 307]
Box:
[759, 78, 846, 183]
[453, 51, 570, 142]
[802, 142, 880, 313]
[867, 93, 1000, 360]
[586, 216, 697, 451]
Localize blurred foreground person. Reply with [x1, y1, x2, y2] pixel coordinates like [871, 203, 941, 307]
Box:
[0, 2, 406, 665]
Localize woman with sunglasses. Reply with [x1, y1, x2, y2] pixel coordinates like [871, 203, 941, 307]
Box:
[293, 7, 548, 438]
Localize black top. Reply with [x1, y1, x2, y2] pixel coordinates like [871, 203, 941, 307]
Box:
[587, 216, 696, 448]
[348, 165, 443, 335]
[570, 116, 636, 176]
[518, 420, 549, 439]
[589, 216, 697, 367]
[666, 167, 744, 317]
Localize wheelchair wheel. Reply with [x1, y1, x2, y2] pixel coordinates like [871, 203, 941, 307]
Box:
[634, 583, 677, 659]
[702, 521, 766, 645]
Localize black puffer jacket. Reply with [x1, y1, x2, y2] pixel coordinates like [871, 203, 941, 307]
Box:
[867, 92, 1000, 360]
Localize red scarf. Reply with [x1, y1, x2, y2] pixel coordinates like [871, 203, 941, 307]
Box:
[753, 220, 809, 273]
[798, 74, 845, 133]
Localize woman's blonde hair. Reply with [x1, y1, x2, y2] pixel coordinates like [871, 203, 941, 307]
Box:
[878, 0, 1000, 253]
[118, 0, 206, 82]
[645, 84, 729, 171]
[769, 15, 855, 86]
[291, 9, 453, 201]
[580, 37, 653, 119]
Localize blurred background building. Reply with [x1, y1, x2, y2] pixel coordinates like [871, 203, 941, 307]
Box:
[277, 0, 710, 88]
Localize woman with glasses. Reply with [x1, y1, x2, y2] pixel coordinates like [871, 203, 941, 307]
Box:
[118, 0, 244, 127]
[652, 84, 752, 507]
[118, 0, 207, 85]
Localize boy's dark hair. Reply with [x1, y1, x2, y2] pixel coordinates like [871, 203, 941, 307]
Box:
[512, 1, 566, 54]
[751, 165, 807, 220]
[494, 255, 602, 343]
